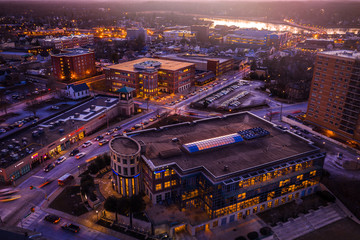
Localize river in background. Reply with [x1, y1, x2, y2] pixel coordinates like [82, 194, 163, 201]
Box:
[202, 17, 360, 35]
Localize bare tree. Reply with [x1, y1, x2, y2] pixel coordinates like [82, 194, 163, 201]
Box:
[25, 97, 39, 117]
[0, 91, 8, 115]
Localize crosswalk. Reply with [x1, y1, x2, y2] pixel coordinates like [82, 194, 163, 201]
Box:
[17, 207, 46, 230]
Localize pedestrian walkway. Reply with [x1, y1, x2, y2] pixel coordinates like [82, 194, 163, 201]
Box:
[272, 203, 346, 240]
[17, 206, 45, 230]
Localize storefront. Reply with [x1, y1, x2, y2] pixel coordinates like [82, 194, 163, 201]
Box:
[48, 128, 85, 157]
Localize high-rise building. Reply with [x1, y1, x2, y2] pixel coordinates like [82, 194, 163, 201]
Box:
[51, 48, 96, 81]
[306, 50, 360, 145]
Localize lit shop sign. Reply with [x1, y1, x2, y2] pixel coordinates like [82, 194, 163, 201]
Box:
[69, 127, 84, 137]
[31, 153, 38, 159]
[15, 161, 24, 168]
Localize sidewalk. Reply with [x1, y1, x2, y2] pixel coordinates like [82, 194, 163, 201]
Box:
[41, 184, 137, 240]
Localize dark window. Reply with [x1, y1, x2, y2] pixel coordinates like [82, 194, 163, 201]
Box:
[131, 167, 135, 175]
[123, 168, 128, 175]
[123, 159, 127, 164]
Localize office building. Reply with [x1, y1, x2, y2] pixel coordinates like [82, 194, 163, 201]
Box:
[306, 50, 360, 145]
[51, 48, 96, 81]
[111, 112, 325, 235]
[159, 54, 234, 76]
[105, 58, 195, 97]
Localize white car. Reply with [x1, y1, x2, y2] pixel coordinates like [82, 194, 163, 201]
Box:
[55, 156, 66, 164]
[75, 153, 86, 159]
[82, 141, 92, 148]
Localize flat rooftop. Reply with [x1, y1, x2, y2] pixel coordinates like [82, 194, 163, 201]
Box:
[0, 96, 118, 169]
[160, 54, 231, 64]
[107, 58, 195, 72]
[110, 137, 140, 156]
[131, 112, 318, 181]
[52, 48, 93, 57]
[319, 50, 360, 60]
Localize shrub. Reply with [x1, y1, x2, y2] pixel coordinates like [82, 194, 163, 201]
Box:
[247, 231, 259, 240]
[260, 227, 272, 236]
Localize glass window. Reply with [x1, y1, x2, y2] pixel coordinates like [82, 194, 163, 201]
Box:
[131, 167, 135, 175]
[123, 159, 127, 164]
[155, 173, 161, 179]
[156, 184, 162, 191]
[123, 167, 128, 175]
[164, 181, 170, 188]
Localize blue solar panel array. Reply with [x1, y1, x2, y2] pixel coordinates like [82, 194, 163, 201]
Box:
[183, 133, 244, 153]
[238, 127, 269, 140]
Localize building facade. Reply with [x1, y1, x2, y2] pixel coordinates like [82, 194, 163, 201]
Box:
[306, 50, 360, 145]
[41, 34, 94, 49]
[110, 136, 141, 197]
[105, 58, 195, 97]
[51, 48, 96, 81]
[65, 83, 90, 100]
[112, 112, 325, 235]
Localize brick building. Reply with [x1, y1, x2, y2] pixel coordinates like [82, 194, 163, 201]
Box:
[51, 48, 96, 81]
[105, 58, 195, 97]
[306, 50, 360, 145]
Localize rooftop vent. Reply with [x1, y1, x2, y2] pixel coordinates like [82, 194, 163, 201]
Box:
[223, 165, 229, 171]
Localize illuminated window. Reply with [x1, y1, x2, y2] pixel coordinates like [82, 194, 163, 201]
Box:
[310, 170, 316, 177]
[253, 206, 258, 214]
[155, 173, 161, 179]
[279, 179, 290, 187]
[281, 197, 286, 204]
[155, 184, 162, 191]
[297, 175, 303, 181]
[164, 181, 170, 188]
[238, 193, 246, 200]
[171, 180, 177, 186]
[274, 199, 279, 206]
[164, 170, 170, 177]
[171, 169, 176, 175]
[267, 201, 272, 208]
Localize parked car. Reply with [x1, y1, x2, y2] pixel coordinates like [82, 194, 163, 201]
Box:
[69, 148, 79, 156]
[61, 223, 80, 233]
[82, 141, 92, 148]
[75, 153, 85, 159]
[44, 214, 60, 224]
[44, 163, 55, 172]
[55, 156, 66, 164]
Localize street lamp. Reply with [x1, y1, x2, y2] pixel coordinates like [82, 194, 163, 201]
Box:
[96, 210, 99, 221]
[78, 165, 80, 175]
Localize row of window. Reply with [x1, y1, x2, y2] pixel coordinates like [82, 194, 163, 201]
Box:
[155, 180, 177, 191]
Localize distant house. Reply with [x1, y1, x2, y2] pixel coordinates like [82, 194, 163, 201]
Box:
[65, 83, 90, 100]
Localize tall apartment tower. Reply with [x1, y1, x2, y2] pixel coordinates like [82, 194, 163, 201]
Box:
[306, 50, 360, 145]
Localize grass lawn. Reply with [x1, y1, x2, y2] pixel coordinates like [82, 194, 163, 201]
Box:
[295, 218, 360, 240]
[49, 186, 88, 216]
